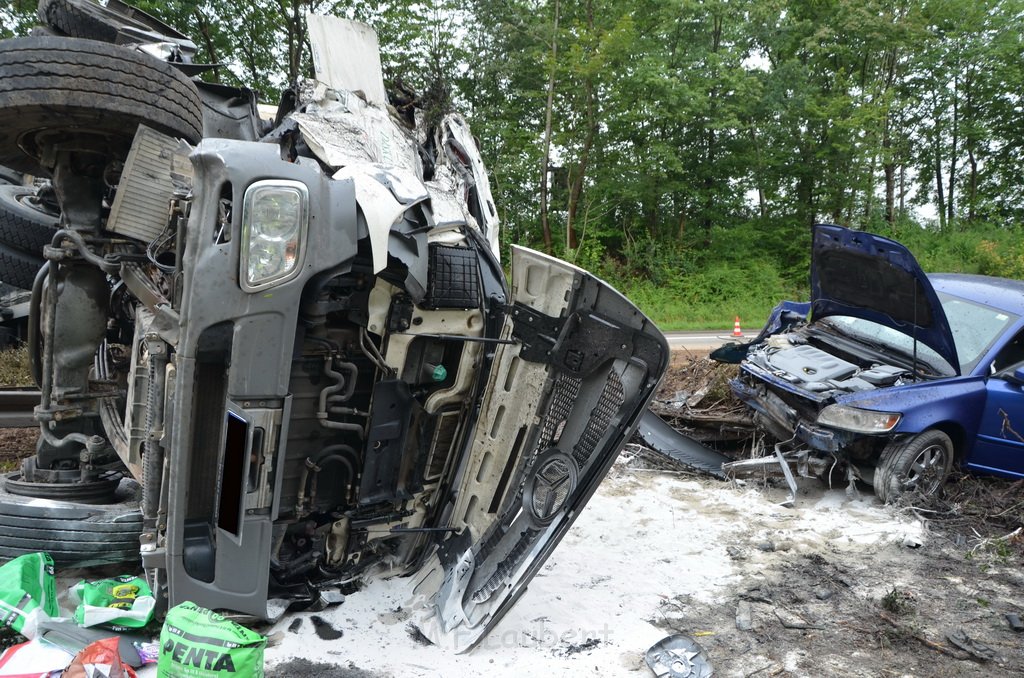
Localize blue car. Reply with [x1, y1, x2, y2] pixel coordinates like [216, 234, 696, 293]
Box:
[731, 224, 1024, 502]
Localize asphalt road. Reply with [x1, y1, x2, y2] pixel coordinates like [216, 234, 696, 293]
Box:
[665, 330, 748, 351]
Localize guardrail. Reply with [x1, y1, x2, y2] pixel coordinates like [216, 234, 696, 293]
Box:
[0, 390, 39, 428]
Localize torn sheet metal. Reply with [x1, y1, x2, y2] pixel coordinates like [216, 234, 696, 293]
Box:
[307, 16, 386, 106]
[438, 115, 500, 258]
[637, 410, 730, 478]
[292, 83, 422, 177]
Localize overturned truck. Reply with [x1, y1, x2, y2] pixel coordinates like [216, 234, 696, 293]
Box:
[0, 1, 667, 651]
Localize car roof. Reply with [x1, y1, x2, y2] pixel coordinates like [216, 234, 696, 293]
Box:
[929, 273, 1024, 316]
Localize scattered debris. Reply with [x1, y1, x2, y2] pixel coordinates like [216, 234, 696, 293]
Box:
[0, 638, 73, 675]
[946, 628, 998, 662]
[560, 638, 601, 656]
[62, 636, 135, 678]
[36, 620, 147, 668]
[773, 607, 824, 630]
[651, 355, 753, 444]
[0, 552, 57, 639]
[309, 615, 344, 641]
[287, 618, 302, 634]
[405, 622, 432, 646]
[158, 601, 266, 677]
[636, 410, 731, 478]
[266, 657, 383, 678]
[645, 633, 713, 678]
[736, 600, 752, 630]
[1006, 613, 1024, 633]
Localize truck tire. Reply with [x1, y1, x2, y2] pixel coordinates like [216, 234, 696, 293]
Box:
[0, 185, 60, 257]
[0, 246, 44, 291]
[0, 474, 142, 566]
[0, 165, 21, 186]
[0, 36, 202, 174]
[38, 0, 190, 45]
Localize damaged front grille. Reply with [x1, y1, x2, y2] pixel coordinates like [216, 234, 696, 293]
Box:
[572, 371, 624, 468]
[540, 374, 582, 447]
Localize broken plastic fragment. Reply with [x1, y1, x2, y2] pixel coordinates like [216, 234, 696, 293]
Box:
[645, 634, 713, 678]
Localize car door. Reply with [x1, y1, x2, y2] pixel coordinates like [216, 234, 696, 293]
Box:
[971, 370, 1024, 478]
[408, 246, 669, 652]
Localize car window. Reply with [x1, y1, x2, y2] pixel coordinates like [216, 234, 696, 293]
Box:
[825, 316, 953, 374]
[990, 329, 1024, 374]
[938, 293, 1018, 373]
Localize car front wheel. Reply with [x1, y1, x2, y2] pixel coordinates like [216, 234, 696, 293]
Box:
[874, 430, 954, 503]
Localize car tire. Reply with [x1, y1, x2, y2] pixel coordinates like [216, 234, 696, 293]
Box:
[874, 430, 954, 503]
[0, 473, 142, 566]
[0, 36, 203, 174]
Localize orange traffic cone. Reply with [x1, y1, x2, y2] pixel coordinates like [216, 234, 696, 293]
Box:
[732, 316, 743, 337]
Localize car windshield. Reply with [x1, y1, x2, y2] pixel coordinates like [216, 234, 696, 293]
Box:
[938, 291, 1018, 372]
[824, 316, 954, 375]
[824, 293, 1016, 375]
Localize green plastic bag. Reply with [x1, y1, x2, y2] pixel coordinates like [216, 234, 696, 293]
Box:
[158, 601, 266, 677]
[0, 552, 58, 639]
[70, 574, 155, 631]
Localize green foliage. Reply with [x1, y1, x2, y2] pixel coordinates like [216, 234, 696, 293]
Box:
[0, 0, 34, 39]
[7, 1, 1024, 329]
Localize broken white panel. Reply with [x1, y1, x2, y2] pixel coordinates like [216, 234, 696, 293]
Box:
[333, 165, 408, 274]
[307, 15, 386, 106]
[374, 164, 429, 205]
[440, 114, 501, 259]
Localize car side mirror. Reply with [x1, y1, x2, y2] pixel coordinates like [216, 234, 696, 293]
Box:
[1008, 367, 1024, 385]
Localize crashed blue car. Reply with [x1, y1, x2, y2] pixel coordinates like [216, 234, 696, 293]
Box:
[731, 224, 1024, 502]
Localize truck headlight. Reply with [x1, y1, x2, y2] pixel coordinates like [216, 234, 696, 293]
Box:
[240, 180, 308, 290]
[817, 404, 901, 433]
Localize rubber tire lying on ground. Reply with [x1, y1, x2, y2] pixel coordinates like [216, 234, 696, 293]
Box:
[0, 474, 142, 566]
[0, 36, 203, 175]
[873, 429, 955, 503]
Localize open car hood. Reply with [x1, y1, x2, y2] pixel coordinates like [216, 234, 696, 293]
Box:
[810, 224, 959, 373]
[410, 246, 669, 651]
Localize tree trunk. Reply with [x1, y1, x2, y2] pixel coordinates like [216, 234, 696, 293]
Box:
[881, 47, 898, 224]
[538, 0, 559, 254]
[968, 147, 978, 223]
[934, 128, 946, 230]
[947, 73, 959, 227]
[565, 0, 594, 252]
[883, 123, 895, 224]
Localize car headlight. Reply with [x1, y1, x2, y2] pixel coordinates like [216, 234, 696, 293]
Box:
[240, 180, 308, 291]
[817, 404, 901, 433]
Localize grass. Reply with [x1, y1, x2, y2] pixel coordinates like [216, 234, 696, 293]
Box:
[0, 345, 32, 387]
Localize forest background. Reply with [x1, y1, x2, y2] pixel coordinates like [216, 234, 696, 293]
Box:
[4, 0, 1024, 330]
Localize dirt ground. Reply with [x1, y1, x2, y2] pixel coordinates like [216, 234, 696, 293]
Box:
[644, 350, 1024, 676]
[0, 427, 35, 472]
[636, 472, 1024, 677]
